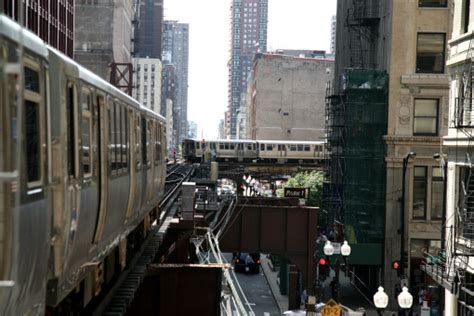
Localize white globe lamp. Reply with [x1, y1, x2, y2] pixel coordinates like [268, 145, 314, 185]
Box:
[341, 240, 351, 257]
[323, 240, 334, 256]
[397, 286, 413, 309]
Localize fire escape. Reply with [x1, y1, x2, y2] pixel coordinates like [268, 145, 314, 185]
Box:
[422, 38, 474, 311]
[345, 0, 380, 69]
[324, 82, 346, 225]
[323, 0, 381, 225]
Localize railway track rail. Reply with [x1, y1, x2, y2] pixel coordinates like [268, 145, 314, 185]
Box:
[94, 164, 194, 316]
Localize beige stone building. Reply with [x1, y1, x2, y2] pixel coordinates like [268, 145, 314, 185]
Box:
[383, 0, 452, 306]
[249, 53, 334, 141]
[331, 0, 452, 310]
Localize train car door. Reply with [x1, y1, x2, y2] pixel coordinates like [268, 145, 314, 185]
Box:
[237, 143, 244, 162]
[92, 94, 108, 243]
[125, 109, 136, 221]
[148, 120, 156, 203]
[66, 81, 81, 244]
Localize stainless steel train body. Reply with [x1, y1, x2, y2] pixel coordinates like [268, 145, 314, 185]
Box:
[182, 139, 325, 163]
[0, 14, 166, 315]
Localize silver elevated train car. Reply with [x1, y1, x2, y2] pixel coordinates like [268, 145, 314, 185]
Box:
[183, 139, 325, 163]
[0, 14, 166, 315]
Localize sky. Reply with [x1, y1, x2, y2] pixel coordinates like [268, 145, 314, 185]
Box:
[164, 0, 337, 139]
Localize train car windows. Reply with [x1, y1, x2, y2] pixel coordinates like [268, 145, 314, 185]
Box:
[304, 145, 310, 152]
[121, 105, 128, 170]
[219, 143, 224, 150]
[247, 144, 252, 150]
[67, 82, 77, 179]
[115, 103, 122, 172]
[109, 102, 116, 172]
[289, 145, 297, 151]
[155, 120, 160, 163]
[135, 114, 141, 170]
[141, 117, 147, 165]
[146, 120, 152, 166]
[297, 144, 304, 151]
[81, 90, 92, 177]
[230, 143, 235, 150]
[25, 100, 41, 183]
[266, 144, 272, 151]
[24, 67, 40, 92]
[24, 62, 45, 188]
[260, 144, 265, 151]
[196, 142, 200, 150]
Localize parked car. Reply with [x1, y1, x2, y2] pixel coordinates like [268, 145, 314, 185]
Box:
[233, 252, 260, 273]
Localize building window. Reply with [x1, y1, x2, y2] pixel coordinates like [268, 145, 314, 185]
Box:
[418, 0, 447, 7]
[413, 99, 439, 135]
[416, 33, 445, 73]
[431, 167, 444, 220]
[464, 0, 471, 33]
[413, 166, 427, 219]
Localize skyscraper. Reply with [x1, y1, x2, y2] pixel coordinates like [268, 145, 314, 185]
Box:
[226, 0, 268, 139]
[134, 0, 163, 59]
[162, 21, 189, 148]
[330, 15, 336, 54]
[3, 0, 74, 57]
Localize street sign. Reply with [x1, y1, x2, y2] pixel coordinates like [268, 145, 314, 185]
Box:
[320, 299, 341, 316]
[284, 188, 308, 198]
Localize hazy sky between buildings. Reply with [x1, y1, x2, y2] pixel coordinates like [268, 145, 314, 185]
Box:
[164, 0, 337, 139]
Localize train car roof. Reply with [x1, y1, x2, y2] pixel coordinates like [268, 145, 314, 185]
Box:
[0, 14, 48, 58]
[257, 140, 325, 145]
[47, 47, 165, 122]
[185, 139, 257, 144]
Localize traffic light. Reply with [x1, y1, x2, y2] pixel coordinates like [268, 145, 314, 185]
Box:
[392, 260, 401, 275]
[318, 258, 327, 266]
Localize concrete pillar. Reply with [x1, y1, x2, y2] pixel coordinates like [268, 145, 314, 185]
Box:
[445, 290, 457, 315]
[279, 257, 288, 295]
[288, 264, 300, 310]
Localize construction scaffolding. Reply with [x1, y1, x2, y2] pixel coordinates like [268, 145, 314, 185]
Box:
[324, 69, 388, 258]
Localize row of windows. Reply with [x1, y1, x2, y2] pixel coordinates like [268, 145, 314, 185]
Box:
[412, 166, 444, 220]
[418, 0, 447, 7]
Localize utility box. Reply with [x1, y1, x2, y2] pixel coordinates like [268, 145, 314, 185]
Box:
[210, 162, 218, 182]
[181, 182, 196, 221]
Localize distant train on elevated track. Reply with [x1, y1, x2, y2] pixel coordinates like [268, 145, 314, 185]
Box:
[182, 139, 325, 163]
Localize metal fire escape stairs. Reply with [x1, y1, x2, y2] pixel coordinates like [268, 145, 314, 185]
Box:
[345, 0, 380, 69]
[324, 81, 346, 225]
[423, 35, 474, 307]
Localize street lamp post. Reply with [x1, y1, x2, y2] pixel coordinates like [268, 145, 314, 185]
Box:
[373, 285, 412, 316]
[323, 240, 351, 302]
[398, 286, 414, 315]
[373, 286, 388, 316]
[400, 152, 416, 278]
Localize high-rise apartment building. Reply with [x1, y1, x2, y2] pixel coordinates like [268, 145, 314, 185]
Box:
[133, 58, 162, 112]
[162, 21, 189, 148]
[2, 0, 74, 57]
[226, 0, 268, 139]
[330, 15, 336, 54]
[134, 0, 163, 59]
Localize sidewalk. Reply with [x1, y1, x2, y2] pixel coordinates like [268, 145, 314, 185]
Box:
[260, 255, 380, 315]
[260, 256, 288, 314]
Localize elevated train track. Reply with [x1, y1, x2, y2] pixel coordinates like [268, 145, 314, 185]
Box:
[95, 164, 194, 316]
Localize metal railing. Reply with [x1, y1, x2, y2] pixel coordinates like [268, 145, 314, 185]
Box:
[455, 97, 474, 128]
